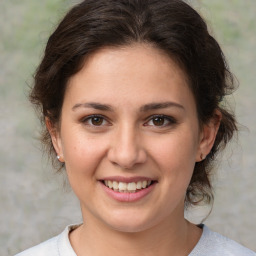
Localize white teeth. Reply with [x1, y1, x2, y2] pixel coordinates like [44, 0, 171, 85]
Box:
[108, 180, 113, 189]
[127, 182, 136, 191]
[118, 182, 127, 190]
[142, 181, 147, 188]
[113, 181, 119, 190]
[136, 181, 142, 189]
[103, 180, 153, 192]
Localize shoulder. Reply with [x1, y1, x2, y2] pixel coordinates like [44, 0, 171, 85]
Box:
[190, 225, 256, 256]
[15, 224, 80, 256]
[15, 235, 59, 256]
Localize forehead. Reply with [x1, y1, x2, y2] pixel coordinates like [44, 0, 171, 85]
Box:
[65, 44, 195, 112]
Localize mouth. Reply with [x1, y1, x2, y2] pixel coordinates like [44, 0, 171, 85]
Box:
[101, 180, 157, 193]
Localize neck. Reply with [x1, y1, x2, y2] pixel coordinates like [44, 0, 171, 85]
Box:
[70, 210, 201, 256]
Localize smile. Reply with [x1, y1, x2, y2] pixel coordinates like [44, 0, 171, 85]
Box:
[103, 180, 153, 193]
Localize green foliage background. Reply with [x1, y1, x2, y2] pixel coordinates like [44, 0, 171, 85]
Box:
[0, 1, 255, 255]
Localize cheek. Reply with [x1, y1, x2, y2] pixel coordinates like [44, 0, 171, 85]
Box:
[148, 131, 198, 182]
[61, 131, 110, 200]
[61, 129, 108, 175]
[150, 131, 198, 162]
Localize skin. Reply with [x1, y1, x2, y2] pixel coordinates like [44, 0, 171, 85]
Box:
[48, 44, 220, 255]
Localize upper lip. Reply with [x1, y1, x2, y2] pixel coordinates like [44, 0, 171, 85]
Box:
[100, 176, 157, 183]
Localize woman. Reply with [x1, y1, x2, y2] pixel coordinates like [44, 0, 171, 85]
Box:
[16, 0, 255, 255]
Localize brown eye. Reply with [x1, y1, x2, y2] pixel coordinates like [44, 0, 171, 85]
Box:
[91, 116, 104, 126]
[152, 116, 165, 126]
[145, 115, 177, 128]
[82, 115, 109, 127]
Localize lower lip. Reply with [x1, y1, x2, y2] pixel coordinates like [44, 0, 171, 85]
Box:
[100, 182, 156, 202]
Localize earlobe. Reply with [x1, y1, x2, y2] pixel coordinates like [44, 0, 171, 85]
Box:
[196, 110, 222, 162]
[45, 118, 65, 162]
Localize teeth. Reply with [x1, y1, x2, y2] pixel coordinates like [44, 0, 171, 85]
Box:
[136, 181, 142, 189]
[113, 181, 119, 190]
[108, 180, 113, 189]
[103, 180, 153, 192]
[127, 182, 136, 191]
[118, 182, 127, 190]
[142, 181, 147, 188]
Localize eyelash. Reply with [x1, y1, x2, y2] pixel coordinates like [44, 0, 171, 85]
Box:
[144, 115, 177, 127]
[81, 114, 177, 128]
[81, 114, 110, 126]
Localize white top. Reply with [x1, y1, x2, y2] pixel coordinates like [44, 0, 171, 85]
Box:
[15, 224, 255, 256]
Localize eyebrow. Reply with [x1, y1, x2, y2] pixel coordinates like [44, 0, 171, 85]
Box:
[72, 102, 114, 111]
[72, 101, 184, 112]
[139, 102, 184, 112]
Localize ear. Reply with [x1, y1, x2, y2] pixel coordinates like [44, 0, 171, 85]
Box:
[196, 109, 222, 162]
[45, 118, 65, 162]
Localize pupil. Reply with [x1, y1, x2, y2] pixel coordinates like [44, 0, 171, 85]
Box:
[153, 117, 164, 126]
[92, 117, 103, 125]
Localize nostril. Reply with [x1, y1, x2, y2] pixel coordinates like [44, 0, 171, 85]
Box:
[107, 141, 147, 169]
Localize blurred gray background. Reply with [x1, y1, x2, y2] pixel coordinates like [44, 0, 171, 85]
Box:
[0, 0, 255, 255]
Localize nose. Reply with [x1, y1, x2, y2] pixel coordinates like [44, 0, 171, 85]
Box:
[107, 125, 147, 169]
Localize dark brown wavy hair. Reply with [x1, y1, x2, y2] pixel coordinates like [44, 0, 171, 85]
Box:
[30, 0, 237, 206]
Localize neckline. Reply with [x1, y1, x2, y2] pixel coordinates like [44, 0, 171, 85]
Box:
[59, 223, 207, 256]
[188, 224, 208, 255]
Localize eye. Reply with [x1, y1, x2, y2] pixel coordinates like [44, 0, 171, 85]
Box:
[145, 115, 177, 127]
[81, 115, 109, 126]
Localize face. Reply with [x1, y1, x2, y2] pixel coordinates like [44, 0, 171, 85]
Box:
[51, 44, 215, 233]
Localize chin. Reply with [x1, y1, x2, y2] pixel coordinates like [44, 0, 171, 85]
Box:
[103, 210, 159, 233]
[110, 221, 151, 233]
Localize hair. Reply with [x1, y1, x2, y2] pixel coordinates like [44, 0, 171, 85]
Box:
[30, 0, 237, 207]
